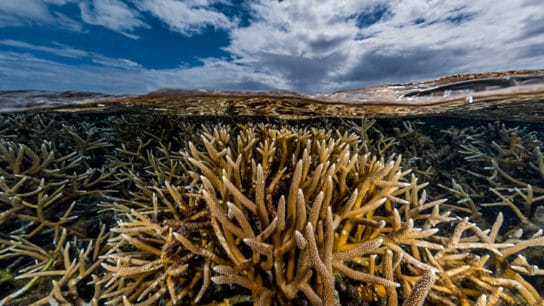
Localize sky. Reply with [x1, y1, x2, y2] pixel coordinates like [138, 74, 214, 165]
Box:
[0, 0, 542, 94]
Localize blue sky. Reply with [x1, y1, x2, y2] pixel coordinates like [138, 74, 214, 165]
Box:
[0, 0, 542, 94]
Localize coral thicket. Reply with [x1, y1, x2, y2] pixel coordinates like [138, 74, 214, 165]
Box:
[0, 113, 543, 306]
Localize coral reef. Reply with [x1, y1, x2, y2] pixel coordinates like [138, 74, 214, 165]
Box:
[0, 113, 543, 305]
[453, 122, 544, 225]
[0, 113, 115, 305]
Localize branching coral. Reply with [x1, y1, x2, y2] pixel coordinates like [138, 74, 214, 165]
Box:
[1, 113, 543, 306]
[98, 208, 212, 305]
[0, 113, 117, 305]
[182, 124, 544, 305]
[0, 226, 108, 305]
[453, 122, 544, 224]
[0, 114, 116, 239]
[183, 124, 396, 305]
[95, 124, 214, 305]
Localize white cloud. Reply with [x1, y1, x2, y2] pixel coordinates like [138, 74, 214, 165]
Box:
[146, 58, 290, 91]
[0, 49, 285, 94]
[0, 40, 88, 58]
[2, 0, 543, 94]
[351, 0, 544, 79]
[0, 52, 151, 94]
[0, 40, 140, 67]
[216, 0, 544, 92]
[91, 54, 141, 69]
[43, 0, 74, 4]
[74, 0, 236, 38]
[134, 0, 236, 35]
[222, 0, 382, 92]
[80, 0, 148, 37]
[0, 0, 82, 31]
[0, 0, 53, 26]
[231, 0, 373, 56]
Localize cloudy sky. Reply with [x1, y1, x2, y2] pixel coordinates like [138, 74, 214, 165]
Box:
[0, 0, 542, 94]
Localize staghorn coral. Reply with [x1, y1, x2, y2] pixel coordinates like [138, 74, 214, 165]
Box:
[1, 113, 543, 305]
[348, 118, 543, 230]
[0, 114, 116, 239]
[0, 226, 108, 305]
[188, 124, 396, 304]
[0, 138, 113, 239]
[95, 122, 218, 305]
[181, 123, 544, 305]
[458, 122, 544, 223]
[97, 208, 212, 305]
[0, 113, 117, 305]
[345, 118, 460, 184]
[435, 121, 544, 245]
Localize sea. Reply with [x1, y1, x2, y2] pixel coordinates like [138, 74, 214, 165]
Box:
[1, 71, 543, 305]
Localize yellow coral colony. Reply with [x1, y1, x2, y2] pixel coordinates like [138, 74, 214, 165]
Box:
[184, 124, 544, 306]
[1, 114, 543, 306]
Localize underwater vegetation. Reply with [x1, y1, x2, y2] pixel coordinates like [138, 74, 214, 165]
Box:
[0, 113, 543, 305]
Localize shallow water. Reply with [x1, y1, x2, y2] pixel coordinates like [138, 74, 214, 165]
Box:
[2, 70, 544, 122]
[1, 71, 544, 305]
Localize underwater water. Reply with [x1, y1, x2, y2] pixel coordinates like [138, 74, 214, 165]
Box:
[1, 72, 544, 306]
